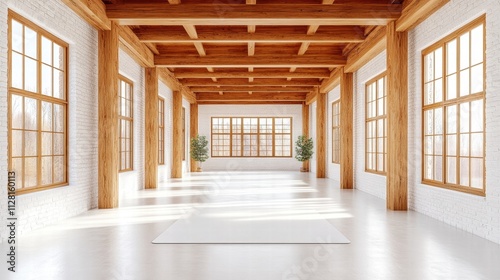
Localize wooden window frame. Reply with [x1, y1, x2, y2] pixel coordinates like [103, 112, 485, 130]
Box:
[118, 75, 134, 172]
[365, 72, 387, 175]
[332, 100, 341, 164]
[158, 96, 165, 165]
[7, 10, 69, 195]
[182, 107, 186, 161]
[421, 15, 486, 196]
[210, 117, 293, 158]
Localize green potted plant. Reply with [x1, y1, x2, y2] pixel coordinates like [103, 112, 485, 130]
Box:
[295, 135, 314, 172]
[190, 135, 209, 172]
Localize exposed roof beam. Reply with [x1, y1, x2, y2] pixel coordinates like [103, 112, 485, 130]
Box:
[158, 68, 196, 104]
[396, 0, 450, 31]
[117, 25, 154, 67]
[322, 0, 335, 3]
[62, 0, 111, 30]
[344, 26, 386, 73]
[173, 69, 331, 79]
[155, 55, 346, 68]
[106, 4, 402, 26]
[190, 86, 312, 92]
[197, 92, 306, 101]
[198, 101, 304, 105]
[135, 26, 365, 43]
[182, 78, 321, 87]
[168, 0, 181, 4]
[320, 68, 341, 93]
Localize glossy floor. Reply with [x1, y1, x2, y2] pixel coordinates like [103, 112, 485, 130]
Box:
[2, 171, 500, 280]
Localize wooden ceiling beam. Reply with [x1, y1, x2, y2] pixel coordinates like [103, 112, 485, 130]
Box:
[173, 69, 331, 79]
[197, 92, 306, 101]
[181, 78, 321, 86]
[322, 0, 335, 3]
[135, 27, 366, 43]
[396, 0, 449, 31]
[117, 25, 154, 67]
[168, 0, 181, 4]
[190, 86, 312, 92]
[62, 0, 111, 30]
[155, 55, 346, 68]
[106, 4, 402, 26]
[197, 100, 304, 105]
[320, 67, 341, 93]
[344, 26, 386, 73]
[158, 68, 196, 104]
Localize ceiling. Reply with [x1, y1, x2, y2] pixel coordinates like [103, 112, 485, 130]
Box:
[101, 0, 406, 104]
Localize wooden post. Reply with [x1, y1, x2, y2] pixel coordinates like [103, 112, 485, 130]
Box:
[316, 88, 326, 178]
[190, 103, 199, 172]
[302, 102, 310, 172]
[386, 20, 408, 210]
[172, 91, 183, 178]
[145, 68, 159, 189]
[340, 67, 354, 189]
[98, 22, 119, 209]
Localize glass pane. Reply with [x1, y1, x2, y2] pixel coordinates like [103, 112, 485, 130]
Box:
[42, 132, 52, 156]
[53, 69, 64, 99]
[446, 74, 457, 100]
[12, 20, 23, 53]
[435, 135, 443, 156]
[460, 134, 470, 157]
[42, 64, 53, 96]
[12, 130, 23, 157]
[54, 44, 64, 69]
[378, 97, 384, 116]
[377, 154, 384, 172]
[11, 52, 23, 89]
[25, 157, 38, 188]
[425, 53, 434, 82]
[459, 69, 470, 97]
[425, 110, 433, 135]
[42, 102, 53, 131]
[447, 157, 457, 184]
[460, 103, 470, 133]
[470, 64, 483, 94]
[54, 133, 64, 155]
[24, 26, 37, 59]
[12, 158, 23, 188]
[425, 82, 434, 105]
[54, 104, 64, 132]
[435, 48, 443, 79]
[470, 25, 483, 66]
[54, 156, 65, 183]
[447, 39, 457, 75]
[24, 131, 37, 157]
[435, 156, 443, 182]
[470, 133, 483, 157]
[11, 95, 23, 129]
[424, 136, 433, 154]
[447, 135, 457, 156]
[41, 36, 52, 65]
[470, 100, 483, 132]
[470, 158, 483, 189]
[434, 108, 443, 134]
[447, 105, 457, 134]
[434, 79, 443, 103]
[459, 158, 469, 186]
[25, 57, 38, 92]
[42, 156, 53, 185]
[24, 97, 38, 130]
[425, 156, 433, 180]
[378, 78, 384, 98]
[459, 32, 470, 70]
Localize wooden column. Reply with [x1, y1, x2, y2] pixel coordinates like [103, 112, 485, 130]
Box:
[172, 91, 183, 178]
[316, 88, 326, 178]
[98, 22, 119, 209]
[145, 68, 159, 189]
[340, 67, 354, 189]
[302, 102, 310, 172]
[386, 20, 408, 210]
[190, 103, 199, 172]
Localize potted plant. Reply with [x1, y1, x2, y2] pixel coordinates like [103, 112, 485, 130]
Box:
[190, 135, 209, 172]
[295, 135, 314, 172]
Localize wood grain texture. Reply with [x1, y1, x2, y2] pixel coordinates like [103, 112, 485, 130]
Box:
[302, 103, 310, 171]
[315, 88, 326, 178]
[344, 25, 386, 73]
[62, 0, 111, 30]
[173, 69, 331, 79]
[172, 91, 183, 178]
[305, 90, 317, 105]
[396, 0, 449, 32]
[340, 67, 353, 189]
[98, 22, 119, 209]
[386, 21, 408, 210]
[181, 78, 321, 87]
[145, 68, 159, 189]
[106, 4, 401, 26]
[191, 86, 311, 92]
[190, 103, 199, 172]
[117, 25, 154, 67]
[158, 68, 197, 103]
[197, 92, 306, 101]
[320, 68, 341, 93]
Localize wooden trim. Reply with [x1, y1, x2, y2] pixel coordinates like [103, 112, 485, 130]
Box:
[190, 103, 199, 172]
[145, 68, 158, 189]
[158, 96, 165, 165]
[158, 68, 197, 104]
[173, 69, 331, 79]
[302, 103, 310, 171]
[197, 100, 303, 105]
[316, 88, 326, 178]
[191, 86, 311, 93]
[181, 78, 321, 87]
[182, 107, 186, 161]
[197, 92, 306, 102]
[118, 75, 134, 172]
[117, 25, 154, 67]
[332, 100, 341, 164]
[320, 68, 341, 93]
[61, 0, 111, 30]
[340, 68, 353, 189]
[345, 26, 386, 73]
[396, 0, 450, 32]
[172, 91, 183, 178]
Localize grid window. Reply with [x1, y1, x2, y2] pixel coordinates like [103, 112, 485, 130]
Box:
[422, 16, 485, 195]
[332, 101, 340, 164]
[8, 11, 68, 193]
[158, 97, 165, 165]
[365, 74, 387, 174]
[211, 117, 292, 157]
[119, 76, 133, 172]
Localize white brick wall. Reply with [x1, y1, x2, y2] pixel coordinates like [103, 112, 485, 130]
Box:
[0, 0, 98, 241]
[182, 98, 191, 173]
[158, 82, 173, 182]
[118, 50, 145, 196]
[408, 0, 500, 244]
[198, 105, 302, 171]
[310, 102, 317, 173]
[327, 86, 341, 181]
[353, 51, 387, 199]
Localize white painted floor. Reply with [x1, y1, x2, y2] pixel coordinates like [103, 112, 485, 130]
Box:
[2, 171, 500, 280]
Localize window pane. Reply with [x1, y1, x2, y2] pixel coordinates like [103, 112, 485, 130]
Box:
[424, 156, 433, 180]
[24, 97, 38, 130]
[459, 33, 470, 70]
[447, 105, 457, 134]
[42, 132, 52, 156]
[447, 39, 457, 75]
[11, 95, 23, 129]
[25, 57, 38, 93]
[447, 157, 457, 184]
[435, 79, 443, 103]
[425, 110, 433, 135]
[54, 104, 64, 132]
[425, 53, 434, 82]
[470, 64, 483, 94]
[434, 108, 443, 134]
[11, 52, 23, 89]
[425, 82, 434, 105]
[435, 156, 443, 182]
[470, 25, 483, 66]
[459, 69, 470, 97]
[446, 74, 457, 100]
[24, 26, 37, 59]
[11, 20, 23, 53]
[460, 103, 470, 133]
[470, 158, 483, 189]
[12, 130, 23, 157]
[435, 48, 443, 79]
[42, 157, 53, 185]
[460, 134, 470, 157]
[54, 44, 64, 69]
[25, 131, 37, 157]
[12, 158, 23, 188]
[424, 136, 433, 154]
[54, 156, 65, 183]
[434, 136, 443, 156]
[470, 100, 483, 132]
[42, 102, 53, 131]
[447, 135, 457, 156]
[470, 133, 483, 157]
[42, 36, 52, 65]
[459, 158, 469, 186]
[25, 157, 38, 188]
[42, 64, 53, 97]
[54, 69, 64, 99]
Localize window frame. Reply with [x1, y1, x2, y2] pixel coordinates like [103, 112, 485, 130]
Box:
[365, 72, 387, 175]
[7, 10, 69, 194]
[421, 15, 486, 196]
[158, 96, 165, 165]
[210, 117, 293, 158]
[118, 75, 134, 172]
[332, 100, 341, 164]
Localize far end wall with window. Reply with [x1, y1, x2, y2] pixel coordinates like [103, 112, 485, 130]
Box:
[198, 105, 302, 171]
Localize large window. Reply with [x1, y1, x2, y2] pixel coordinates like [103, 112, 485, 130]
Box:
[422, 16, 485, 195]
[158, 97, 165, 165]
[119, 76, 133, 172]
[8, 11, 68, 193]
[332, 101, 340, 164]
[182, 107, 186, 161]
[211, 117, 292, 157]
[365, 73, 387, 174]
